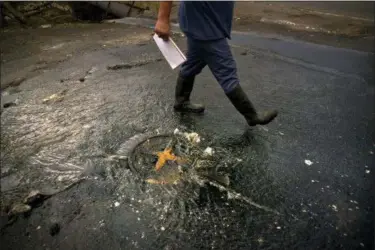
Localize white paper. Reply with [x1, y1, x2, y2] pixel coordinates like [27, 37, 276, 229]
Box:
[153, 34, 186, 69]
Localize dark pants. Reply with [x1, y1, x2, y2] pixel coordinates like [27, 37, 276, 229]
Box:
[180, 37, 239, 94]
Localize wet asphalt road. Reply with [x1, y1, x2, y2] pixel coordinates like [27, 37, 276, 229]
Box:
[0, 23, 374, 249]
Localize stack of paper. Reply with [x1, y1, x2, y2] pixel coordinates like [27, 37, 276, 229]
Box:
[153, 34, 186, 70]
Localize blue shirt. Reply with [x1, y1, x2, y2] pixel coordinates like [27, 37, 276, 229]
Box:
[179, 1, 235, 41]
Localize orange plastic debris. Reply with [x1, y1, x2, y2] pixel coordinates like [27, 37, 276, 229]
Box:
[154, 148, 177, 171]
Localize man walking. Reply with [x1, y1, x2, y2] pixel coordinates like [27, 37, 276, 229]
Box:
[154, 1, 278, 126]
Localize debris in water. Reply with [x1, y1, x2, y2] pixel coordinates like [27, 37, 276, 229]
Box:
[40, 24, 52, 28]
[311, 180, 319, 183]
[203, 147, 214, 157]
[145, 178, 166, 185]
[36, 226, 41, 230]
[154, 148, 177, 171]
[42, 90, 67, 104]
[161, 226, 165, 231]
[304, 160, 313, 166]
[114, 201, 120, 207]
[276, 226, 281, 230]
[183, 132, 201, 144]
[365, 170, 370, 174]
[9, 204, 31, 215]
[173, 128, 180, 135]
[360, 243, 365, 247]
[330, 205, 338, 212]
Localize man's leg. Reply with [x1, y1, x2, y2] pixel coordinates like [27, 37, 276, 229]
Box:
[174, 37, 207, 113]
[204, 38, 278, 126]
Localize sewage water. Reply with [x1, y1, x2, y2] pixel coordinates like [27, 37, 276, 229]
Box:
[1, 44, 373, 249]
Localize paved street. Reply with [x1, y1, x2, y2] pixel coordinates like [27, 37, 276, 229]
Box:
[0, 22, 374, 249]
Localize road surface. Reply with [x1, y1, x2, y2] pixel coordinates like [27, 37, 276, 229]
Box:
[0, 22, 374, 250]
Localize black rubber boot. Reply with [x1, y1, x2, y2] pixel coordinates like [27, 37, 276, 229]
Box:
[174, 75, 205, 113]
[226, 85, 278, 126]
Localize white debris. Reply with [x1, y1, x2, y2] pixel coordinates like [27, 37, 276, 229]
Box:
[304, 160, 313, 166]
[137, 217, 140, 221]
[331, 205, 338, 212]
[360, 243, 365, 247]
[276, 226, 281, 230]
[173, 128, 180, 135]
[311, 180, 319, 183]
[161, 226, 165, 231]
[36, 226, 41, 230]
[114, 201, 120, 207]
[365, 165, 368, 168]
[183, 132, 201, 144]
[365, 170, 370, 174]
[369, 151, 374, 155]
[279, 132, 284, 135]
[203, 147, 214, 156]
[40, 24, 52, 29]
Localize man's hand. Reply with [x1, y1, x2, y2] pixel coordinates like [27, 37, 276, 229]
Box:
[154, 2, 173, 41]
[154, 19, 170, 41]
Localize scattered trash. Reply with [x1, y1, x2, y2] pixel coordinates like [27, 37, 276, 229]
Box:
[9, 203, 32, 216]
[330, 205, 338, 212]
[36, 226, 41, 230]
[114, 201, 120, 207]
[365, 170, 370, 174]
[203, 147, 214, 157]
[40, 24, 52, 28]
[183, 132, 201, 144]
[304, 160, 313, 166]
[42, 89, 67, 104]
[360, 243, 365, 247]
[145, 178, 166, 185]
[279, 132, 284, 135]
[160, 226, 165, 231]
[311, 180, 319, 183]
[276, 226, 281, 230]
